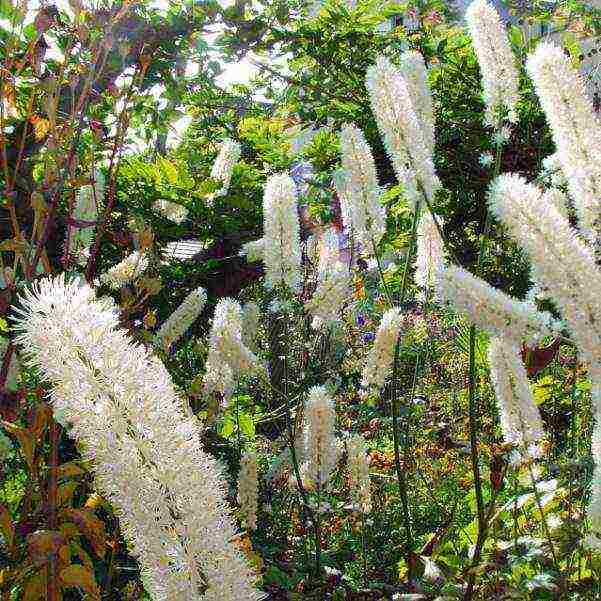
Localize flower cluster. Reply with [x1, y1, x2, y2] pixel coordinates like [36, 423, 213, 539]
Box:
[361, 307, 405, 391]
[241, 302, 261, 351]
[210, 138, 241, 199]
[366, 55, 439, 207]
[398, 50, 435, 155]
[526, 42, 601, 246]
[587, 380, 601, 549]
[240, 238, 265, 263]
[203, 298, 264, 401]
[337, 124, 386, 248]
[437, 265, 553, 345]
[157, 286, 207, 351]
[153, 199, 188, 224]
[488, 336, 544, 458]
[262, 173, 302, 291]
[346, 433, 372, 514]
[303, 386, 338, 490]
[414, 211, 444, 297]
[488, 173, 601, 368]
[306, 266, 351, 330]
[237, 450, 258, 531]
[465, 0, 519, 127]
[67, 169, 103, 263]
[14, 275, 264, 601]
[99, 251, 149, 290]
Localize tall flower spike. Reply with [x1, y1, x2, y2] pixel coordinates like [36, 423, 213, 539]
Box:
[304, 385, 338, 490]
[346, 433, 372, 514]
[526, 42, 601, 247]
[237, 450, 259, 531]
[362, 307, 405, 391]
[241, 302, 261, 351]
[488, 173, 601, 369]
[398, 50, 436, 155]
[414, 211, 445, 297]
[153, 199, 188, 224]
[209, 138, 241, 199]
[366, 55, 440, 207]
[157, 286, 207, 351]
[67, 169, 103, 263]
[306, 265, 351, 330]
[203, 298, 264, 401]
[586, 376, 601, 549]
[337, 124, 386, 249]
[465, 0, 519, 128]
[437, 264, 553, 345]
[240, 238, 265, 263]
[488, 336, 544, 458]
[99, 251, 149, 290]
[262, 173, 302, 292]
[13, 275, 264, 601]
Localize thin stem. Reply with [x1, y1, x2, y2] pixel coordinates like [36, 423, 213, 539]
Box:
[46, 420, 60, 601]
[464, 138, 503, 599]
[391, 344, 412, 553]
[280, 326, 316, 579]
[527, 461, 559, 570]
[360, 511, 368, 588]
[371, 236, 393, 307]
[468, 327, 486, 531]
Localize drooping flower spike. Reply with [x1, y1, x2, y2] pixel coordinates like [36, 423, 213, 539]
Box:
[157, 286, 207, 351]
[488, 336, 544, 459]
[526, 42, 601, 248]
[437, 264, 553, 345]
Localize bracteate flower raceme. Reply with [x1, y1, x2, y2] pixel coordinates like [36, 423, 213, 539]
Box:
[13, 275, 264, 601]
[262, 173, 302, 292]
[465, 0, 519, 128]
[337, 123, 386, 250]
[366, 55, 439, 208]
[526, 42, 601, 249]
[488, 336, 544, 459]
[157, 286, 207, 351]
[437, 264, 553, 345]
[203, 298, 264, 401]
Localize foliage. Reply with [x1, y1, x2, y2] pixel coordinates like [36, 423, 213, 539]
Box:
[1, 0, 601, 600]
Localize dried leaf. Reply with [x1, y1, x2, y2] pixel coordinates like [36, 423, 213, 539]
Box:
[0, 503, 14, 549]
[60, 508, 107, 558]
[22, 569, 46, 601]
[27, 530, 64, 566]
[30, 115, 50, 141]
[59, 564, 100, 600]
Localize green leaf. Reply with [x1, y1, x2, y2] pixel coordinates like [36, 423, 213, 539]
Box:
[220, 415, 235, 439]
[238, 411, 255, 439]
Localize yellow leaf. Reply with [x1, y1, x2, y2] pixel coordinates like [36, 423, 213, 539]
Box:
[84, 493, 104, 510]
[59, 564, 100, 600]
[30, 116, 50, 141]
